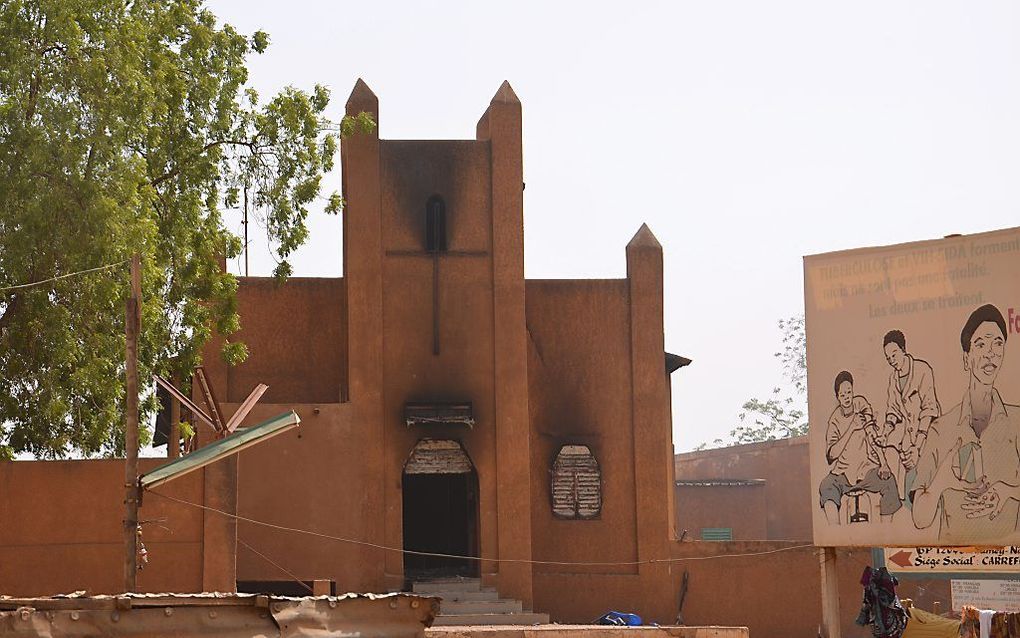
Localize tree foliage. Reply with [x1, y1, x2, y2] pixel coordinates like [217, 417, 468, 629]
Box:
[697, 315, 808, 449]
[0, 0, 373, 459]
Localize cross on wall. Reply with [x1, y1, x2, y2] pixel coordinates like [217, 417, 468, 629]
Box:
[384, 248, 487, 355]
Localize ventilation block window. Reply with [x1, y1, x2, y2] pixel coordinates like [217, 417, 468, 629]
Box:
[425, 195, 447, 252]
[701, 527, 733, 542]
[551, 444, 602, 519]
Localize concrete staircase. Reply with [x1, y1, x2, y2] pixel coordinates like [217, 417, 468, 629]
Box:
[413, 578, 549, 626]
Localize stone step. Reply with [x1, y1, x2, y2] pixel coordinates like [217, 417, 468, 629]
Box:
[413, 579, 481, 594]
[430, 590, 500, 602]
[440, 599, 523, 615]
[432, 612, 551, 627]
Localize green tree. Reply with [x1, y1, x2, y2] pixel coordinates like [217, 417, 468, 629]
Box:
[697, 315, 807, 449]
[0, 0, 373, 459]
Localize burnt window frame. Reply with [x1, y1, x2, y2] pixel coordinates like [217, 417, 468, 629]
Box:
[550, 444, 602, 520]
[425, 195, 447, 252]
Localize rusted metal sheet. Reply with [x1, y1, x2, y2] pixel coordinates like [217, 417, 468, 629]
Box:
[404, 439, 473, 475]
[0, 592, 438, 638]
[551, 445, 602, 519]
[403, 403, 475, 428]
[271, 595, 437, 638]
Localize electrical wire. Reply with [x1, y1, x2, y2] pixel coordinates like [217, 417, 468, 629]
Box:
[0, 260, 129, 292]
[238, 538, 314, 594]
[149, 489, 815, 567]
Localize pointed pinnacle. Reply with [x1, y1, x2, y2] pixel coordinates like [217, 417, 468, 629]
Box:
[627, 223, 662, 250]
[490, 80, 520, 105]
[346, 78, 378, 112]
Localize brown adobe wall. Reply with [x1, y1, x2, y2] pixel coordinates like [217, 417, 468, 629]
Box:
[0, 458, 204, 596]
[535, 538, 949, 636]
[525, 226, 678, 625]
[537, 540, 946, 637]
[672, 440, 953, 635]
[674, 484, 768, 541]
[675, 437, 811, 540]
[336, 83, 535, 601]
[532, 541, 832, 629]
[525, 279, 640, 574]
[674, 542, 950, 638]
[223, 401, 392, 594]
[376, 139, 504, 590]
[229, 277, 346, 405]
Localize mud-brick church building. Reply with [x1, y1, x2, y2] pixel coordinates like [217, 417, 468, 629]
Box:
[0, 81, 693, 623]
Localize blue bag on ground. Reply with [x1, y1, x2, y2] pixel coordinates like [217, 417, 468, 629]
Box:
[595, 611, 642, 626]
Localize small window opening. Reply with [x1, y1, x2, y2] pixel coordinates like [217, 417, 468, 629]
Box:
[700, 527, 733, 541]
[551, 444, 602, 519]
[425, 195, 447, 252]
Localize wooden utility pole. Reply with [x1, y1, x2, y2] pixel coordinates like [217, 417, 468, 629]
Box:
[124, 254, 141, 592]
[819, 547, 842, 638]
[169, 372, 180, 460]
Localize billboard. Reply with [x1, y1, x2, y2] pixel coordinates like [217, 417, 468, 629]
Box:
[807, 227, 1020, 546]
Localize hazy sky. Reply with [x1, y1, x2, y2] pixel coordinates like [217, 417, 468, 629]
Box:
[206, 0, 1020, 451]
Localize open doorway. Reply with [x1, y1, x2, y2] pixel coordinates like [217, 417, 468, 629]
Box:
[402, 439, 479, 581]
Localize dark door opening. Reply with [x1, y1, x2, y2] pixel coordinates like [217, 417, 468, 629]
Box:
[402, 469, 479, 581]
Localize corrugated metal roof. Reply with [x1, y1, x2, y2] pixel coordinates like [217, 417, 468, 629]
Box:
[140, 411, 300, 490]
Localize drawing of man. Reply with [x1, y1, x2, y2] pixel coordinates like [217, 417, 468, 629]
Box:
[819, 371, 902, 524]
[911, 304, 1020, 542]
[881, 330, 941, 502]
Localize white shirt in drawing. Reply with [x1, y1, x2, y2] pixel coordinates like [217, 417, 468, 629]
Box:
[826, 396, 879, 484]
[914, 389, 1020, 542]
[886, 354, 941, 449]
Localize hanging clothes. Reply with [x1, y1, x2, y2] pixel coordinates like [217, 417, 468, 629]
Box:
[856, 566, 909, 638]
[961, 606, 980, 638]
[980, 610, 995, 638]
[900, 607, 959, 638]
[990, 611, 1020, 638]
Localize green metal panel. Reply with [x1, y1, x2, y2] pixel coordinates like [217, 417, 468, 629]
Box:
[140, 411, 300, 490]
[700, 527, 733, 541]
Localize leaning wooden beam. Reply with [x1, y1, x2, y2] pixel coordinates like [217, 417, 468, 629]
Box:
[224, 383, 269, 433]
[193, 366, 225, 432]
[153, 375, 218, 433]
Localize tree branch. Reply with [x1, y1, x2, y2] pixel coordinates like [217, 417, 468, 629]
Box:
[149, 138, 255, 188]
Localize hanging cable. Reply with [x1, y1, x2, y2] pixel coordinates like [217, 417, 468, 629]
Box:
[150, 490, 814, 567]
[0, 260, 129, 292]
[238, 539, 314, 594]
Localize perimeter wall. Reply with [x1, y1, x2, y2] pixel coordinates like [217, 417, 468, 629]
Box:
[0, 458, 210, 596]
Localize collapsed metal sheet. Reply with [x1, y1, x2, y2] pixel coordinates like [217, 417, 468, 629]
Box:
[403, 403, 475, 429]
[0, 593, 438, 638]
[271, 596, 439, 638]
